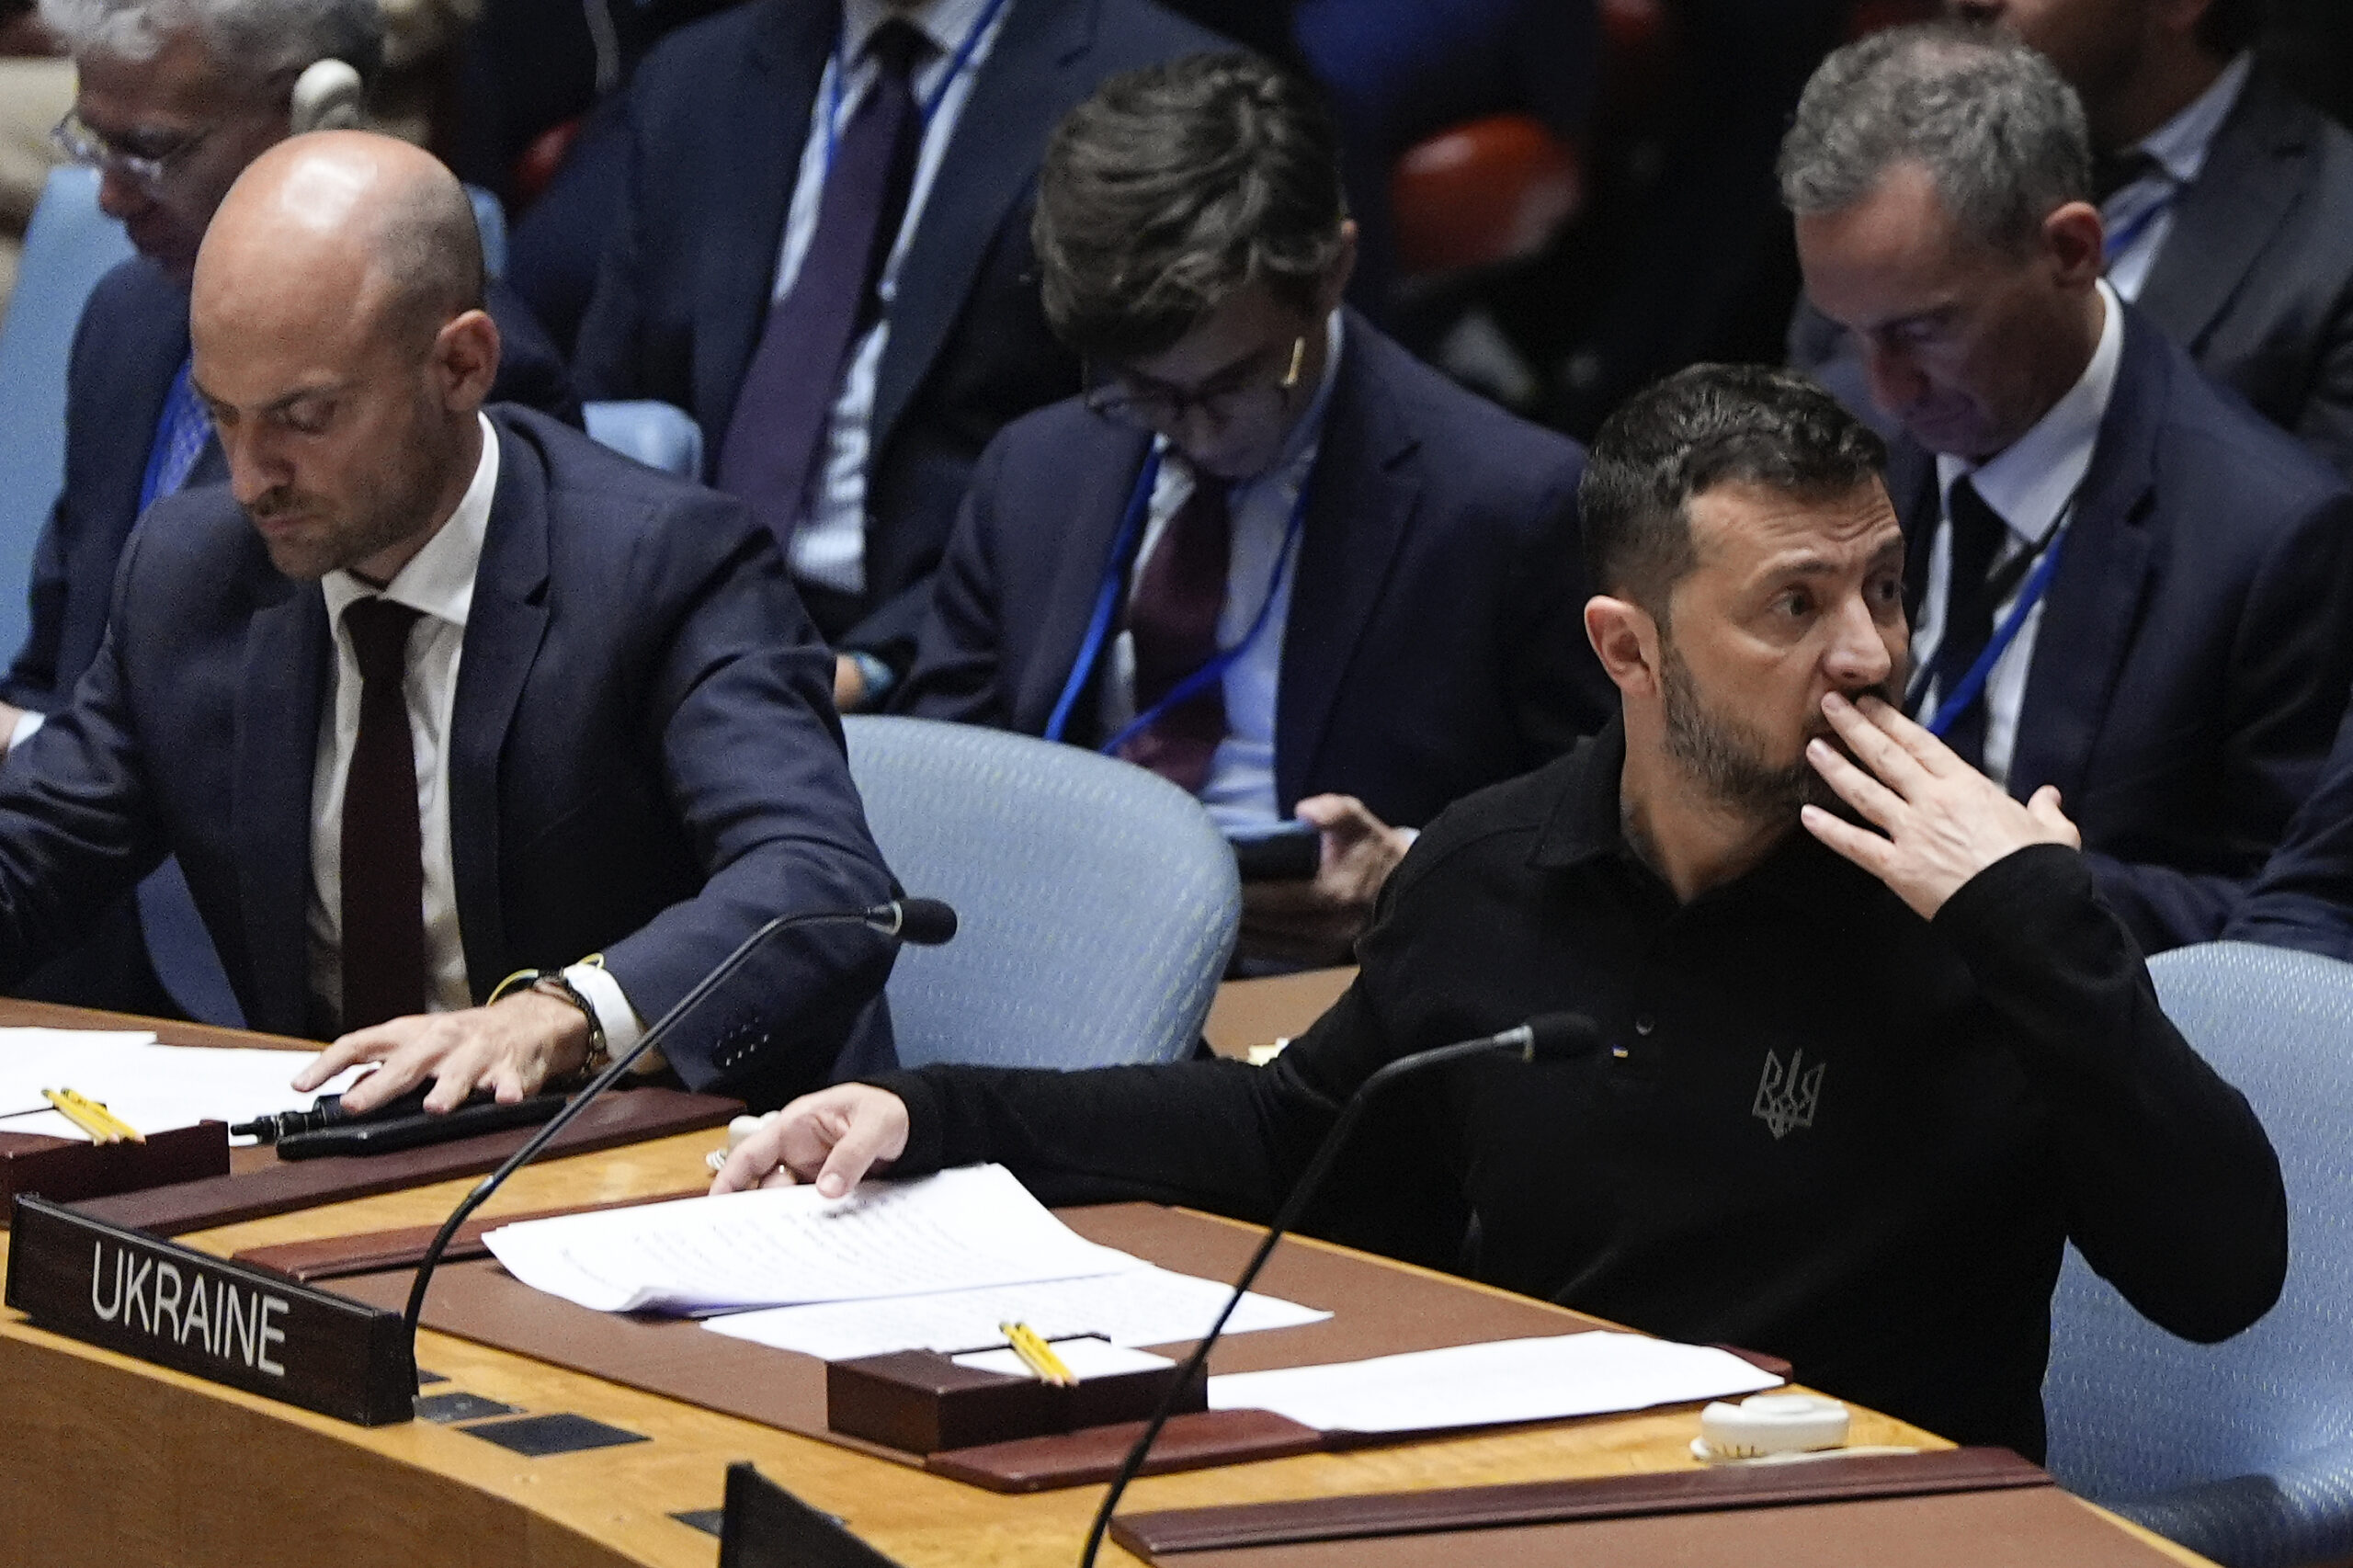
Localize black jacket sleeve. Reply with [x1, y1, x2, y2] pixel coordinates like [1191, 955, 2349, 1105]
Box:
[1936, 844, 2287, 1342]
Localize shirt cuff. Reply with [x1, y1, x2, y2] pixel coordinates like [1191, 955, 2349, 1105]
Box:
[9, 710, 44, 750]
[564, 961, 662, 1074]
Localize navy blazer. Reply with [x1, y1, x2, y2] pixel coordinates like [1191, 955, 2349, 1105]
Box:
[1795, 66, 2353, 482]
[2227, 699, 2353, 960]
[2, 255, 583, 714]
[2136, 66, 2353, 479]
[895, 313, 1614, 828]
[570, 0, 1225, 666]
[1886, 305, 2353, 953]
[0, 407, 899, 1107]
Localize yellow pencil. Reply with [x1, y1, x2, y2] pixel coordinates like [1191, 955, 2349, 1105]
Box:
[1000, 1321, 1077, 1386]
[42, 1087, 143, 1144]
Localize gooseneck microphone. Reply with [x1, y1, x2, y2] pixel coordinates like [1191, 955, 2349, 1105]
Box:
[398, 898, 958, 1370]
[1077, 1012, 1599, 1568]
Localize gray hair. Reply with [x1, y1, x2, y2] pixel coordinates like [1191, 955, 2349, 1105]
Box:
[1778, 21, 2091, 255]
[40, 0, 383, 88]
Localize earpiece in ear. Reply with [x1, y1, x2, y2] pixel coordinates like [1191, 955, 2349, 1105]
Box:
[290, 59, 367, 134]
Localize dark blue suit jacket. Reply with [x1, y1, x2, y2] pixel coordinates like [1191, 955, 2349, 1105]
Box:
[0, 407, 898, 1106]
[2227, 699, 2353, 960]
[1887, 305, 2353, 953]
[894, 313, 1613, 828]
[3, 255, 582, 715]
[570, 0, 1225, 667]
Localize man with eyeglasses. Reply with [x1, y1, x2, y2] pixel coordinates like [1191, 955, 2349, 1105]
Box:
[897, 53, 1611, 966]
[10, 0, 576, 1019]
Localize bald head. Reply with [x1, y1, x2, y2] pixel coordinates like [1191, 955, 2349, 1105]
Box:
[197, 131, 484, 347]
[188, 131, 501, 584]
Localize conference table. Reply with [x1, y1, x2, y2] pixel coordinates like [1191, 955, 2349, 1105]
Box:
[0, 993, 2210, 1568]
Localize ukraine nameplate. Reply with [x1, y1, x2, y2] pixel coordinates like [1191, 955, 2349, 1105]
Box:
[4, 1195, 415, 1426]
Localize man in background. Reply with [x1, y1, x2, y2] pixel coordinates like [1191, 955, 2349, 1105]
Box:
[1783, 22, 2353, 951]
[11, 0, 578, 1017]
[1797, 0, 2353, 480]
[897, 54, 1610, 966]
[572, 0, 1224, 714]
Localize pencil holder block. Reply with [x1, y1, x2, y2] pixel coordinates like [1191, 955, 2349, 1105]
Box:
[826, 1348, 1203, 1455]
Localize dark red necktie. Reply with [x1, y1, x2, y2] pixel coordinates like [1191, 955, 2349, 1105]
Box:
[716, 19, 930, 551]
[339, 597, 427, 1032]
[1119, 475, 1232, 793]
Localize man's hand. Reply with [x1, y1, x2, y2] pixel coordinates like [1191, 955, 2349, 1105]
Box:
[833, 654, 870, 713]
[290, 990, 593, 1114]
[1801, 691, 2079, 920]
[1237, 794, 1412, 967]
[710, 1084, 910, 1198]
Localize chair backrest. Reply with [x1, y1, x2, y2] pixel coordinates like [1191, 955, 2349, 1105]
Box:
[582, 400, 705, 477]
[465, 183, 508, 280]
[843, 716, 1239, 1070]
[0, 167, 136, 666]
[1391, 114, 1582, 281]
[2042, 941, 2353, 1500]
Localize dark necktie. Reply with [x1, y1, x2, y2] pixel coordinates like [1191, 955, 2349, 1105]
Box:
[1119, 474, 1232, 794]
[716, 19, 929, 553]
[1924, 477, 2011, 771]
[340, 597, 427, 1033]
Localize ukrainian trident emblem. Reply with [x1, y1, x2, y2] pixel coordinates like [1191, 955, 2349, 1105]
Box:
[1752, 1048, 1825, 1139]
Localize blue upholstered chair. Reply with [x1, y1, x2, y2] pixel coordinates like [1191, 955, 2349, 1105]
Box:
[581, 400, 704, 477]
[2041, 940, 2353, 1567]
[842, 715, 1239, 1070]
[0, 168, 136, 665]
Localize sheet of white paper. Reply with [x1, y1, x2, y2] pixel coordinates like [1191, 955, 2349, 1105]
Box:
[483, 1165, 1142, 1315]
[1205, 1332, 1782, 1435]
[950, 1341, 1174, 1381]
[702, 1263, 1331, 1361]
[0, 1029, 358, 1143]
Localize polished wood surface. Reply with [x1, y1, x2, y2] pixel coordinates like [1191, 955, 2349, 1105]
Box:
[0, 1004, 2213, 1568]
[1201, 968, 1355, 1061]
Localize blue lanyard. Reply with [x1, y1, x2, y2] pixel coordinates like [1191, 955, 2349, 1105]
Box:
[1042, 449, 1313, 753]
[821, 0, 1010, 172]
[1913, 513, 2071, 740]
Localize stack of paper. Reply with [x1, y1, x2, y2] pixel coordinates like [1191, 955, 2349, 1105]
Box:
[484, 1164, 1146, 1315]
[0, 1028, 358, 1143]
[1205, 1332, 1783, 1435]
[703, 1262, 1330, 1360]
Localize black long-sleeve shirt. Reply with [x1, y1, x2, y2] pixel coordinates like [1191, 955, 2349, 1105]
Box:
[876, 724, 2286, 1457]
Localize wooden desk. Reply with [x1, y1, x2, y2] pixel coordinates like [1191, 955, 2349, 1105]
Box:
[1201, 969, 1355, 1061]
[0, 1006, 2211, 1568]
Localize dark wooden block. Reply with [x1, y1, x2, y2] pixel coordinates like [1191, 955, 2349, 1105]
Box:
[0, 1121, 229, 1217]
[825, 1346, 1203, 1456]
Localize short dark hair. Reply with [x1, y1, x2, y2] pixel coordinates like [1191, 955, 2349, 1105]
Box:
[1034, 51, 1348, 362]
[1582, 364, 1889, 620]
[2197, 0, 2265, 57]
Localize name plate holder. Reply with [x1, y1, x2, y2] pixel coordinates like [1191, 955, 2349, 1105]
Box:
[5, 1195, 415, 1426]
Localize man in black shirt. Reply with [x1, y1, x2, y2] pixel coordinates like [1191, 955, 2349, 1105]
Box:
[715, 364, 2285, 1458]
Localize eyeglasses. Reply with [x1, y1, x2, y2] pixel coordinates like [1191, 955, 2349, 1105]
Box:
[1084, 335, 1307, 434]
[49, 109, 221, 193]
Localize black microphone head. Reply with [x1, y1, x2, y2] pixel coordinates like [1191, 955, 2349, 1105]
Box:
[889, 897, 960, 946]
[1524, 1012, 1601, 1062]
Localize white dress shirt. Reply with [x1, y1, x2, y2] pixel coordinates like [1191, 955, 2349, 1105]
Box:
[772, 0, 1009, 597]
[2103, 51, 2252, 301]
[1915, 278, 2125, 787]
[308, 414, 642, 1049]
[1099, 311, 1346, 832]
